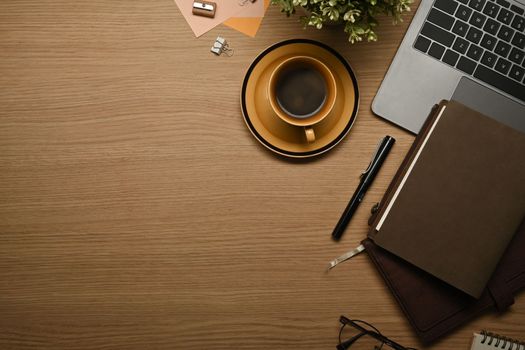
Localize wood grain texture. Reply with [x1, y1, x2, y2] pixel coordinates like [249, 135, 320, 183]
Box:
[0, 1, 523, 349]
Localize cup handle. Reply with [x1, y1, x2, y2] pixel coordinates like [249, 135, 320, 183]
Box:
[305, 127, 315, 143]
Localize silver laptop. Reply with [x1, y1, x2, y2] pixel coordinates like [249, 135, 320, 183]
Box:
[372, 0, 525, 134]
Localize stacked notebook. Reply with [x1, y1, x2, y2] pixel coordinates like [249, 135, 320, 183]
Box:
[470, 331, 525, 350]
[362, 100, 525, 343]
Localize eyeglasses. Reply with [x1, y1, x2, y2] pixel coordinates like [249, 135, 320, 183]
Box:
[337, 316, 418, 350]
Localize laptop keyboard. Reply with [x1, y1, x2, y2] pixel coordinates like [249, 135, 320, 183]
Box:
[414, 0, 525, 102]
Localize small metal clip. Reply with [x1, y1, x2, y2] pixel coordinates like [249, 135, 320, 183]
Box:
[361, 138, 384, 178]
[211, 36, 234, 57]
[239, 0, 257, 5]
[327, 244, 366, 271]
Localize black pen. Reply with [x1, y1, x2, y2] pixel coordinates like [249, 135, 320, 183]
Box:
[331, 135, 395, 241]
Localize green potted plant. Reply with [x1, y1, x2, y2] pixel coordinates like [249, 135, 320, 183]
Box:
[272, 0, 412, 43]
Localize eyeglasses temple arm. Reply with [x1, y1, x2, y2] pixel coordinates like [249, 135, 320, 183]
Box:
[337, 332, 367, 350]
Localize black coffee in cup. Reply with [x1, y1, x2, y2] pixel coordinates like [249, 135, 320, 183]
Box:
[275, 65, 328, 119]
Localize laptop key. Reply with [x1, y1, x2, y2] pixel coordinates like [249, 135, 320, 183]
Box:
[483, 2, 500, 16]
[495, 40, 511, 57]
[453, 36, 470, 53]
[497, 8, 514, 25]
[443, 49, 460, 66]
[510, 4, 524, 15]
[469, 12, 487, 28]
[421, 22, 456, 47]
[497, 25, 514, 42]
[469, 0, 486, 11]
[495, 0, 510, 8]
[495, 57, 512, 74]
[414, 35, 432, 53]
[435, 0, 459, 14]
[480, 33, 497, 50]
[511, 32, 525, 49]
[474, 65, 525, 101]
[509, 47, 524, 65]
[483, 18, 501, 34]
[509, 65, 525, 82]
[457, 56, 477, 74]
[428, 8, 455, 29]
[428, 42, 446, 59]
[511, 15, 524, 31]
[452, 20, 469, 36]
[456, 4, 473, 21]
[466, 26, 483, 43]
[467, 44, 484, 60]
[481, 50, 498, 67]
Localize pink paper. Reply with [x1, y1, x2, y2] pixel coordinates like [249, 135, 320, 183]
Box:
[174, 0, 247, 37]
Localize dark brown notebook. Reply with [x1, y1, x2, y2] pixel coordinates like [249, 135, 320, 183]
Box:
[368, 101, 525, 298]
[362, 218, 525, 344]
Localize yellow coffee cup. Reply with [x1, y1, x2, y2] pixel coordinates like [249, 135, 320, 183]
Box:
[267, 56, 337, 143]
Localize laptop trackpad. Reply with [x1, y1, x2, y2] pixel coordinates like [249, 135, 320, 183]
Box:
[451, 77, 525, 133]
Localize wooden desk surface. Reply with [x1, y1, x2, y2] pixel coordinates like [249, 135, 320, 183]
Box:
[0, 1, 523, 349]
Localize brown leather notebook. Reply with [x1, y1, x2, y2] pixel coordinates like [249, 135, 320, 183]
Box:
[362, 218, 525, 344]
[368, 100, 525, 298]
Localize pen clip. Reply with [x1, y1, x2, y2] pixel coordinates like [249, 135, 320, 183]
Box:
[361, 137, 385, 178]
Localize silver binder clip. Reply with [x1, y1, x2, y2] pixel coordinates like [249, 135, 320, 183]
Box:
[211, 36, 234, 57]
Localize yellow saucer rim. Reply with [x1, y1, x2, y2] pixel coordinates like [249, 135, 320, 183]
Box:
[240, 39, 360, 159]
